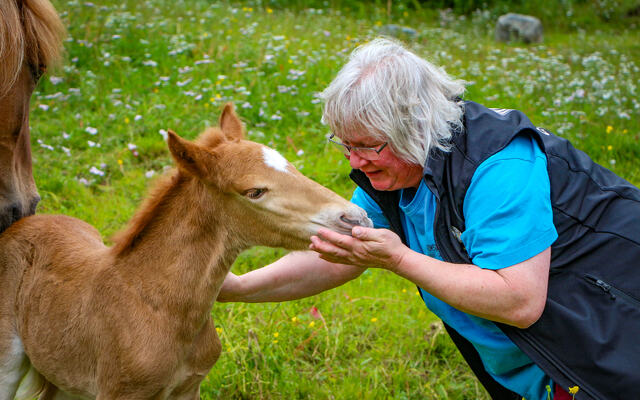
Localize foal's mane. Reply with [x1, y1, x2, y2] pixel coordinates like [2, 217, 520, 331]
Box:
[0, 0, 65, 96]
[111, 128, 225, 257]
[111, 170, 184, 256]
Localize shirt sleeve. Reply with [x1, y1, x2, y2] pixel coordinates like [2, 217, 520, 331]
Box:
[350, 187, 391, 229]
[460, 134, 558, 269]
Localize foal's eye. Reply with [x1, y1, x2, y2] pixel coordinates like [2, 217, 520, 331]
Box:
[244, 188, 267, 200]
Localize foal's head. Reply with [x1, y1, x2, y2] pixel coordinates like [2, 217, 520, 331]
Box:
[167, 104, 372, 250]
[0, 0, 64, 233]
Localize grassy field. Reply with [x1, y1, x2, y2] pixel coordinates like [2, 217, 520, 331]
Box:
[33, 0, 639, 398]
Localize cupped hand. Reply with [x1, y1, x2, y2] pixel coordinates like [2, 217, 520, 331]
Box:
[309, 226, 407, 271]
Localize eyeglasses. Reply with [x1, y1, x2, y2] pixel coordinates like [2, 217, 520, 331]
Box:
[327, 133, 388, 160]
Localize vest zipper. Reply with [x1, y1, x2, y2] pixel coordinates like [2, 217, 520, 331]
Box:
[584, 274, 640, 307]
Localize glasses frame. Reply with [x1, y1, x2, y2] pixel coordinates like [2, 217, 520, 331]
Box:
[327, 133, 388, 160]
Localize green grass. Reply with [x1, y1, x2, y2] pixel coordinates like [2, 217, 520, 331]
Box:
[32, 0, 640, 398]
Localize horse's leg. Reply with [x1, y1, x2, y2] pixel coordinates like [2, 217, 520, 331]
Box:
[0, 334, 32, 400]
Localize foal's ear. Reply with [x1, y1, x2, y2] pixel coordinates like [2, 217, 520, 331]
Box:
[167, 130, 216, 179]
[219, 103, 244, 141]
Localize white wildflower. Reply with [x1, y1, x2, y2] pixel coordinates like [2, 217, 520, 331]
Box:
[37, 140, 54, 151]
[89, 166, 105, 176]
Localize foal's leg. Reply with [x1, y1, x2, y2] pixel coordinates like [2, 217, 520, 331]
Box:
[39, 383, 82, 400]
[0, 334, 32, 400]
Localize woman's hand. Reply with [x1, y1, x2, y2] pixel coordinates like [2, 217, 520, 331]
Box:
[309, 226, 408, 271]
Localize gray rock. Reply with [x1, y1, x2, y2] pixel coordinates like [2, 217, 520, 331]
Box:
[495, 13, 543, 43]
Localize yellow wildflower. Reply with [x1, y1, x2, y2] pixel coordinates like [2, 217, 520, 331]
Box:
[606, 125, 613, 134]
[291, 316, 298, 322]
[309, 321, 315, 328]
[215, 327, 223, 334]
[273, 332, 279, 338]
[607, 145, 613, 151]
[124, 117, 130, 124]
[370, 318, 378, 323]
[267, 8, 273, 14]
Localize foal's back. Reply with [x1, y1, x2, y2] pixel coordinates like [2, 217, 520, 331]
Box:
[0, 214, 108, 398]
[0, 214, 106, 309]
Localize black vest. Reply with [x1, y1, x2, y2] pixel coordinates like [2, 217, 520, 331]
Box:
[351, 101, 640, 400]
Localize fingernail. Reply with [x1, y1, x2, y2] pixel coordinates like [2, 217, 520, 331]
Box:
[353, 227, 362, 236]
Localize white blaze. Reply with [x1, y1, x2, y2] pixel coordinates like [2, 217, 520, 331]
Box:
[262, 146, 290, 173]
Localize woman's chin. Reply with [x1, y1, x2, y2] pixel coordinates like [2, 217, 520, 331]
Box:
[369, 179, 392, 191]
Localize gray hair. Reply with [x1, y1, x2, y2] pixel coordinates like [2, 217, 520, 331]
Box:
[320, 38, 466, 166]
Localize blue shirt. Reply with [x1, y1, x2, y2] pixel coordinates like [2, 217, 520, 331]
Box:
[351, 134, 558, 400]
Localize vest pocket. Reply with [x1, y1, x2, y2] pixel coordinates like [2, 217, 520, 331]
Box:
[584, 274, 640, 308]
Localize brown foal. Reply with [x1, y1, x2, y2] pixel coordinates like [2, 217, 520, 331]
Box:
[0, 105, 372, 400]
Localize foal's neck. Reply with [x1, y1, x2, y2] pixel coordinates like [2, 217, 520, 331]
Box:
[112, 172, 242, 323]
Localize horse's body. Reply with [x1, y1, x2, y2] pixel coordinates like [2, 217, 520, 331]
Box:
[0, 105, 372, 400]
[0, 0, 64, 233]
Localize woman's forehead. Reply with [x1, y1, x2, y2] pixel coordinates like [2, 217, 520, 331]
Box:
[339, 126, 385, 145]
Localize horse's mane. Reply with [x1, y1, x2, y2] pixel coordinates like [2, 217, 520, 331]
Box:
[0, 0, 65, 96]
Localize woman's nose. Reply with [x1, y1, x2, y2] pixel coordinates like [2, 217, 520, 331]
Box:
[348, 152, 369, 169]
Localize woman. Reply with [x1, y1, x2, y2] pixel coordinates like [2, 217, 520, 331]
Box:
[219, 38, 640, 400]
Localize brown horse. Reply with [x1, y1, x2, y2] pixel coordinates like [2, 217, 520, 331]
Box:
[0, 0, 64, 233]
[0, 104, 372, 399]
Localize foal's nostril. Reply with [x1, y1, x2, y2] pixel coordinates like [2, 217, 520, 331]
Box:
[340, 215, 355, 226]
[340, 215, 362, 227]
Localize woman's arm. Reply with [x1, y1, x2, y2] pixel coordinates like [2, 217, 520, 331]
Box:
[217, 250, 366, 303]
[310, 227, 550, 329]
